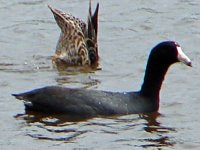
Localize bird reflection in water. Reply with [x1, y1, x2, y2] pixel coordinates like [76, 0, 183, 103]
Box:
[15, 110, 91, 142]
[15, 111, 176, 148]
[138, 112, 176, 148]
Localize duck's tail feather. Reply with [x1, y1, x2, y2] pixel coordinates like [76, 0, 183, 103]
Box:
[87, 1, 99, 65]
[91, 2, 99, 38]
[88, 1, 99, 41]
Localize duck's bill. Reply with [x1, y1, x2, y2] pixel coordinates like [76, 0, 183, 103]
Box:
[177, 46, 192, 67]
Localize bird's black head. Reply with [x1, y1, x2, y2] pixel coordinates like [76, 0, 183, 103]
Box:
[149, 41, 192, 67]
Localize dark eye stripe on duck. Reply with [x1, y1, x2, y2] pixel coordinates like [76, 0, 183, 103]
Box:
[12, 41, 192, 116]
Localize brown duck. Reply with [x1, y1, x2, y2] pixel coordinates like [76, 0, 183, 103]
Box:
[48, 0, 99, 68]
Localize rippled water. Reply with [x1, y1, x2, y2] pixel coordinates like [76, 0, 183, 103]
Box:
[1, 0, 200, 149]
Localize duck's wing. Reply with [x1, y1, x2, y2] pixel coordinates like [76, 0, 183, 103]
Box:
[48, 5, 90, 66]
[49, 5, 87, 35]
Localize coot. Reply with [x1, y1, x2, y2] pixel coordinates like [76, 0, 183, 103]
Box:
[12, 41, 192, 116]
[49, 0, 99, 67]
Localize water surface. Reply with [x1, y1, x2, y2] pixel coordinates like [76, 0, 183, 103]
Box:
[0, 0, 200, 149]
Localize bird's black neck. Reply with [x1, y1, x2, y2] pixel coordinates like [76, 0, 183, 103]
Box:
[140, 56, 171, 100]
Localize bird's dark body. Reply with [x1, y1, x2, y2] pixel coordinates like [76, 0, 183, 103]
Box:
[12, 41, 192, 116]
[14, 86, 158, 116]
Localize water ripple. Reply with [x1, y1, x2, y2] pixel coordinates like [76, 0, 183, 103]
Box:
[14, 111, 177, 149]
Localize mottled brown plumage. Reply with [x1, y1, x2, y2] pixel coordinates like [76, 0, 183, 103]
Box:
[48, 1, 99, 68]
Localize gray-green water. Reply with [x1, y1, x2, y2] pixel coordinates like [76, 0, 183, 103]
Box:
[1, 0, 200, 149]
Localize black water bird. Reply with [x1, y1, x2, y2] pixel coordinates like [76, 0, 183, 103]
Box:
[12, 41, 192, 116]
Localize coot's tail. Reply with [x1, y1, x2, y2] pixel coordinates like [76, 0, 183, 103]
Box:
[12, 92, 50, 112]
[12, 90, 37, 101]
[12, 93, 26, 100]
